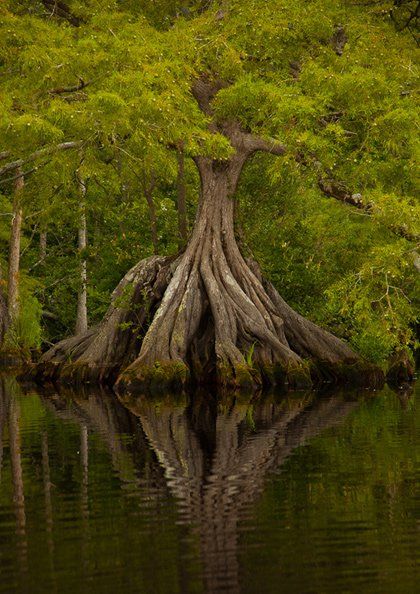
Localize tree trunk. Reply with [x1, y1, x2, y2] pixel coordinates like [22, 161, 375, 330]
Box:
[144, 185, 159, 255]
[39, 231, 47, 262]
[8, 168, 24, 321]
[176, 148, 188, 249]
[0, 262, 8, 347]
[75, 174, 88, 335]
[36, 153, 381, 391]
[116, 146, 377, 392]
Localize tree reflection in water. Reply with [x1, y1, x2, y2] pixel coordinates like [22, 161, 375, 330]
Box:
[3, 377, 412, 593]
[31, 383, 370, 594]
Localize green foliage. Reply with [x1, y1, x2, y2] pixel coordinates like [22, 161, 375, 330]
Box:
[325, 244, 419, 363]
[239, 154, 419, 364]
[3, 281, 42, 353]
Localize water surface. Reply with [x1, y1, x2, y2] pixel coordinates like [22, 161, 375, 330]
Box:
[0, 378, 418, 593]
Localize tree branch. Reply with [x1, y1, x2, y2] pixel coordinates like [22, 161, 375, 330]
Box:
[191, 76, 229, 114]
[0, 164, 50, 186]
[243, 134, 287, 156]
[318, 173, 419, 243]
[318, 176, 365, 209]
[0, 141, 84, 177]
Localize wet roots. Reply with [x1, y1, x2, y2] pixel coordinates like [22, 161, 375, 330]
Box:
[35, 246, 383, 393]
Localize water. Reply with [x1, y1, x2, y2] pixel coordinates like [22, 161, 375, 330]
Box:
[0, 377, 418, 594]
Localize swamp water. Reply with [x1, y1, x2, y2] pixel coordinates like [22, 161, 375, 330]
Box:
[0, 377, 418, 594]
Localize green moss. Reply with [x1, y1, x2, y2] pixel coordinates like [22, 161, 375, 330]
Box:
[119, 359, 190, 394]
[284, 361, 313, 390]
[216, 359, 259, 391]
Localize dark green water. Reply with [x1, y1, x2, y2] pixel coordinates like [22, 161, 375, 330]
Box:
[0, 378, 418, 594]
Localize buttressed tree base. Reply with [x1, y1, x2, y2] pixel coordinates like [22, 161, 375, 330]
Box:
[36, 79, 383, 393]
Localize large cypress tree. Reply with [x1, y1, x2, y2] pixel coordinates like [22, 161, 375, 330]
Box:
[1, 0, 418, 389]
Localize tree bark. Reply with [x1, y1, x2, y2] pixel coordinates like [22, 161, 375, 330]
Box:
[8, 168, 24, 321]
[176, 148, 188, 249]
[75, 173, 88, 335]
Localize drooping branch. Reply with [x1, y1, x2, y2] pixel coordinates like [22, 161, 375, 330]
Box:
[318, 176, 366, 209]
[316, 168, 420, 275]
[389, 0, 420, 32]
[318, 173, 419, 243]
[352, 0, 419, 42]
[0, 141, 84, 178]
[0, 161, 52, 186]
[295, 152, 419, 245]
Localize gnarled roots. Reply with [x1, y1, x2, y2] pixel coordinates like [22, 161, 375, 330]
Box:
[35, 245, 383, 393]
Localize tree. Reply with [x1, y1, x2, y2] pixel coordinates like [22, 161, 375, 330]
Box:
[1, 0, 418, 387]
[75, 167, 88, 335]
[7, 169, 24, 322]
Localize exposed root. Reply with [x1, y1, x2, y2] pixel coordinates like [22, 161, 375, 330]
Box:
[35, 255, 176, 384]
[35, 242, 383, 392]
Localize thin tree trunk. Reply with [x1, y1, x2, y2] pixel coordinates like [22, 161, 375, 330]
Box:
[40, 231, 47, 262]
[0, 262, 8, 346]
[75, 174, 88, 335]
[144, 185, 159, 255]
[176, 148, 188, 249]
[8, 168, 24, 321]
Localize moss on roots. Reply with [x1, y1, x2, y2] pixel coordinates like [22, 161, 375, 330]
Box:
[116, 360, 190, 394]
